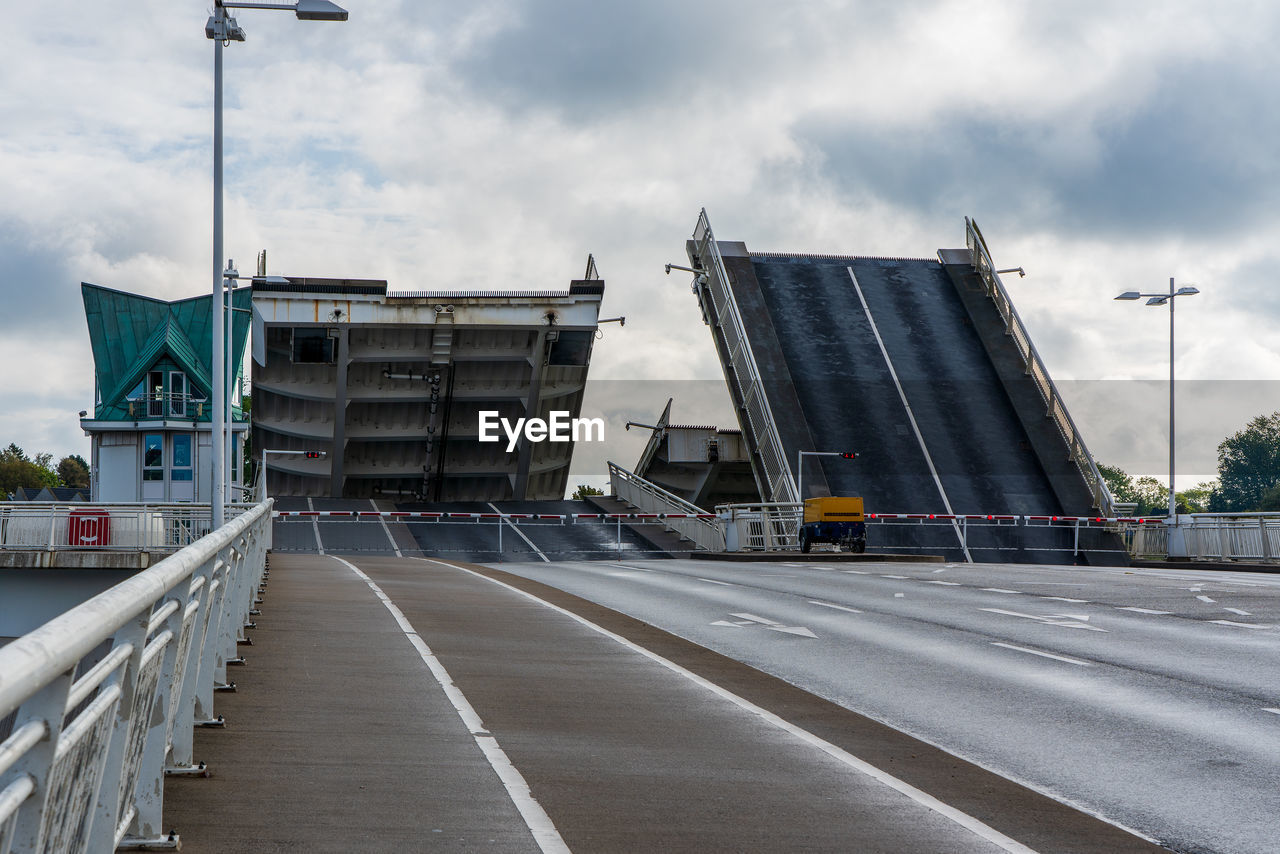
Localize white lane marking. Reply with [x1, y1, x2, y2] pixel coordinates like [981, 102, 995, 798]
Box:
[932, 568, 949, 573]
[697, 577, 733, 587]
[1209, 620, 1274, 630]
[1118, 607, 1171, 615]
[489, 503, 550, 563]
[306, 497, 325, 555]
[1224, 607, 1253, 616]
[894, 593, 905, 598]
[1188, 586, 1203, 592]
[421, 558, 1039, 854]
[847, 265, 972, 564]
[331, 556, 569, 854]
[611, 564, 653, 573]
[1042, 597, 1089, 603]
[732, 612, 781, 626]
[1263, 708, 1280, 716]
[1196, 595, 1216, 603]
[729, 612, 817, 637]
[924, 580, 960, 586]
[808, 600, 864, 614]
[842, 570, 870, 574]
[982, 588, 1021, 594]
[371, 499, 403, 557]
[882, 575, 909, 579]
[991, 642, 1091, 667]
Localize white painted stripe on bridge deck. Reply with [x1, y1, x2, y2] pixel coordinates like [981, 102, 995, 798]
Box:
[489, 503, 550, 563]
[990, 642, 1091, 667]
[1118, 607, 1171, 615]
[808, 600, 864, 614]
[423, 558, 1040, 854]
[331, 556, 569, 854]
[306, 498, 325, 555]
[697, 577, 733, 586]
[847, 265, 973, 564]
[372, 499, 403, 557]
[1263, 708, 1280, 716]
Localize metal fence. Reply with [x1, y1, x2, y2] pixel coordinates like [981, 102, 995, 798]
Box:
[607, 462, 726, 551]
[1122, 514, 1280, 563]
[966, 218, 1115, 518]
[0, 503, 257, 553]
[0, 499, 272, 852]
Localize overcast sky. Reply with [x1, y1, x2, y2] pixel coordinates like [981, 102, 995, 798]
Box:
[3, 0, 1278, 489]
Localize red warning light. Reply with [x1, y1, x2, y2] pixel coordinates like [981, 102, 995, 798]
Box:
[304, 451, 323, 459]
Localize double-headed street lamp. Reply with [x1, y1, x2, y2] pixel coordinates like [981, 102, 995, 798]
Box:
[1115, 279, 1201, 520]
[206, 0, 348, 528]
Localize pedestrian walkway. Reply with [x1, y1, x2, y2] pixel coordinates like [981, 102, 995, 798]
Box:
[162, 553, 1163, 853]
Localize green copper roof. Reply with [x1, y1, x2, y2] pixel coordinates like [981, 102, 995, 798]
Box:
[83, 283, 252, 422]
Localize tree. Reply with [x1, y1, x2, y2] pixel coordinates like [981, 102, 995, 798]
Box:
[0, 444, 59, 496]
[57, 454, 90, 488]
[1209, 412, 1280, 512]
[1098, 463, 1172, 515]
[571, 484, 604, 501]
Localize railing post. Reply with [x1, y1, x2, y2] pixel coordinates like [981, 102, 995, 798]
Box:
[88, 617, 148, 851]
[1260, 518, 1272, 561]
[7, 673, 72, 851]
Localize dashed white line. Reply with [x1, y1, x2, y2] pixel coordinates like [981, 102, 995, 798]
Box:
[1196, 595, 1216, 603]
[882, 575, 909, 579]
[982, 588, 1021, 594]
[1223, 607, 1252, 616]
[809, 600, 864, 614]
[1263, 708, 1280, 716]
[1118, 607, 1171, 615]
[1209, 620, 1273, 630]
[991, 642, 1091, 667]
[1042, 597, 1089, 603]
[697, 577, 733, 587]
[842, 570, 870, 575]
[925, 580, 960, 586]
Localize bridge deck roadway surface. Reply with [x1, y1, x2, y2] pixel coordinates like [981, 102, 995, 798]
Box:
[162, 552, 1164, 853]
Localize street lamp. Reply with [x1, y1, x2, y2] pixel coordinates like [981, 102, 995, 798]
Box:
[796, 450, 858, 503]
[206, 0, 347, 528]
[1115, 279, 1201, 519]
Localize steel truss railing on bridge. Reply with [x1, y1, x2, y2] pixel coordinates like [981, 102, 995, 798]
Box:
[0, 500, 272, 852]
[690, 209, 797, 503]
[608, 460, 727, 550]
[0, 503, 259, 553]
[966, 218, 1115, 518]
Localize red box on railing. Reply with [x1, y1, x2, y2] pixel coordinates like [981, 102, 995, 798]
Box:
[69, 508, 111, 547]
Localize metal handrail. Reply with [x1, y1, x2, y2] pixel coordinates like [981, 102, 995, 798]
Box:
[0, 499, 272, 849]
[1120, 513, 1280, 562]
[690, 209, 797, 503]
[0, 503, 256, 552]
[966, 218, 1115, 517]
[608, 461, 726, 551]
[717, 502, 802, 551]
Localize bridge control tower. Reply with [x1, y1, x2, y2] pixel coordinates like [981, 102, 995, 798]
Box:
[683, 211, 1120, 563]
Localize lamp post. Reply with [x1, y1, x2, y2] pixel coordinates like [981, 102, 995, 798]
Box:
[206, 0, 348, 528]
[1115, 279, 1201, 519]
[796, 450, 858, 503]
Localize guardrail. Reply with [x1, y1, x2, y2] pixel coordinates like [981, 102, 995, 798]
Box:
[607, 462, 726, 550]
[0, 499, 272, 851]
[1121, 513, 1280, 562]
[718, 503, 802, 550]
[966, 218, 1116, 518]
[0, 503, 257, 552]
[690, 209, 797, 503]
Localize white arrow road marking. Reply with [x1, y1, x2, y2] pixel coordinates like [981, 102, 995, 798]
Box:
[991, 642, 1092, 667]
[1224, 607, 1252, 616]
[981, 608, 1108, 632]
[1210, 620, 1273, 630]
[1118, 607, 1171, 615]
[808, 600, 863, 614]
[712, 613, 818, 638]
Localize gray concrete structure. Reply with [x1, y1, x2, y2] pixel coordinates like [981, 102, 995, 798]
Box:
[251, 269, 605, 501]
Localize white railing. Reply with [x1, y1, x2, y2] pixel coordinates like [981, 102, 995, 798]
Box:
[0, 499, 272, 851]
[717, 503, 803, 551]
[966, 218, 1116, 518]
[1122, 513, 1280, 562]
[690, 209, 797, 503]
[608, 462, 726, 551]
[0, 503, 257, 552]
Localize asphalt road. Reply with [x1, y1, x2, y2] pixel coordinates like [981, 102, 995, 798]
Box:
[492, 557, 1280, 854]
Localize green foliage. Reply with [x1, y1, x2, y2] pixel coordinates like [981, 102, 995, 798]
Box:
[571, 484, 604, 500]
[0, 444, 60, 496]
[1209, 412, 1280, 512]
[1098, 463, 1170, 515]
[57, 454, 90, 488]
